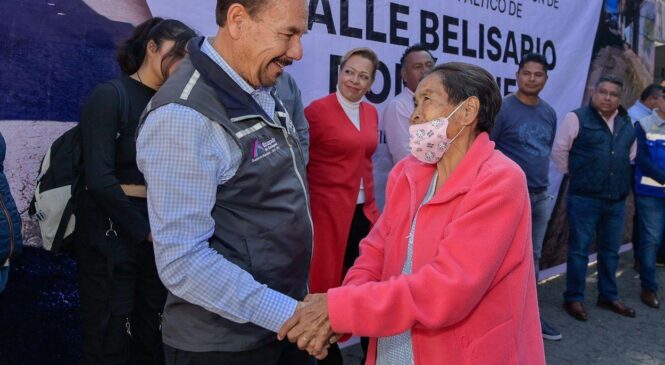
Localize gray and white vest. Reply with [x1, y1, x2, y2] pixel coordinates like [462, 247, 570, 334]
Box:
[141, 37, 312, 352]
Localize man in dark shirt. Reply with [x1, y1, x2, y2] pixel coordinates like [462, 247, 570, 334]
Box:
[491, 53, 561, 341]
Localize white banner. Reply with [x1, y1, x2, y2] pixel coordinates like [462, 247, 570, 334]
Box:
[148, 0, 603, 119]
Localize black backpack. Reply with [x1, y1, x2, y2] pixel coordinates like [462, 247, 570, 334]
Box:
[29, 79, 130, 253]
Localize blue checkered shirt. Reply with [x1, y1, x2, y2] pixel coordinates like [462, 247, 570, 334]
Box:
[135, 38, 296, 333]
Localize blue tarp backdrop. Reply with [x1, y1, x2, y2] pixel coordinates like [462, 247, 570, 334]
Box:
[0, 0, 132, 121]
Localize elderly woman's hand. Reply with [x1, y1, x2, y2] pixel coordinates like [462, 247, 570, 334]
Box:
[278, 294, 337, 359]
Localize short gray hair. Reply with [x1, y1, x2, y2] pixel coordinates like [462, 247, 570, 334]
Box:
[428, 62, 502, 133]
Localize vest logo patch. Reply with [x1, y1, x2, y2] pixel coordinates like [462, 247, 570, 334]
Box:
[251, 137, 279, 162]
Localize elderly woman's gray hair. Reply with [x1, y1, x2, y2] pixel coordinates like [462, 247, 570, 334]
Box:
[427, 62, 502, 133]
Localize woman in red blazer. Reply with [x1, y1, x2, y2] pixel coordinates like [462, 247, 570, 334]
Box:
[305, 47, 381, 364]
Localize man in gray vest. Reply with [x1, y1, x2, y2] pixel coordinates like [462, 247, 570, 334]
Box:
[552, 75, 636, 321]
[136, 1, 314, 364]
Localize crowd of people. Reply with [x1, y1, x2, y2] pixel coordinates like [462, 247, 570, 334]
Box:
[1, 0, 664, 364]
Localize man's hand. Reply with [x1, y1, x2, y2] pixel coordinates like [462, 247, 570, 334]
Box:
[277, 294, 338, 359]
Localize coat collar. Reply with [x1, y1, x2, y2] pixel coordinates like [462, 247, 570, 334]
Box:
[402, 132, 495, 208]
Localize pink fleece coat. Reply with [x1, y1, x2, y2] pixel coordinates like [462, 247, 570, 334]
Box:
[328, 133, 545, 365]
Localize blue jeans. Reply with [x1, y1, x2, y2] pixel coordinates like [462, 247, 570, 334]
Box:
[564, 195, 626, 303]
[636, 195, 665, 292]
[0, 266, 8, 293]
[530, 191, 552, 280]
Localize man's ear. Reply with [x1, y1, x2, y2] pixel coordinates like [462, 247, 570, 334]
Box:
[225, 3, 250, 40]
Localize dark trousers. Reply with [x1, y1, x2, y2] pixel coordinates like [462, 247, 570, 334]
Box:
[322, 204, 371, 365]
[636, 195, 665, 291]
[631, 165, 665, 264]
[564, 195, 626, 302]
[76, 196, 167, 365]
[631, 165, 640, 263]
[164, 341, 314, 365]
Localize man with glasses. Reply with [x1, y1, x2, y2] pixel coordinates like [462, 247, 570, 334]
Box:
[552, 75, 637, 321]
[633, 88, 665, 309]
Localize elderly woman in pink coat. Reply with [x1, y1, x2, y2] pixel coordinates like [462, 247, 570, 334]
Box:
[279, 62, 545, 365]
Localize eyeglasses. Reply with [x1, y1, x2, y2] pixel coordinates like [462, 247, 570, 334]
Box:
[596, 89, 620, 99]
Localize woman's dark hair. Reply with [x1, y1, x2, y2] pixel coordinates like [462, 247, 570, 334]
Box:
[428, 62, 502, 133]
[117, 17, 197, 77]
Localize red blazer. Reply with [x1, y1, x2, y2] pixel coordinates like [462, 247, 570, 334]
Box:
[328, 133, 545, 364]
[306, 93, 380, 293]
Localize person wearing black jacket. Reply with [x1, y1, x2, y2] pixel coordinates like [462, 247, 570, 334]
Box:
[75, 18, 195, 365]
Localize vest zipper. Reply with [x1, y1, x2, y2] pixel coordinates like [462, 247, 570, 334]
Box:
[279, 128, 314, 261]
[125, 316, 132, 337]
[0, 197, 15, 263]
[271, 100, 314, 248]
[105, 218, 118, 237]
[246, 112, 315, 263]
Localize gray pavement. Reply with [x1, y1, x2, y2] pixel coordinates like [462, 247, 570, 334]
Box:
[540, 251, 665, 365]
[341, 250, 665, 364]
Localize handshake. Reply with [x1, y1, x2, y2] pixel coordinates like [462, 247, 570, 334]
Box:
[277, 293, 344, 359]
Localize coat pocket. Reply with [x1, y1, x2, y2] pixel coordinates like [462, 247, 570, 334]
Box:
[467, 319, 517, 365]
